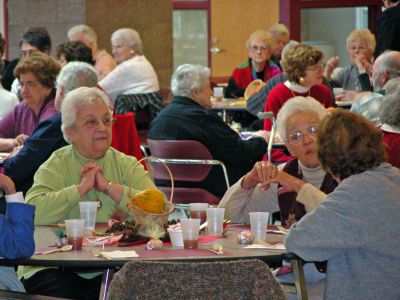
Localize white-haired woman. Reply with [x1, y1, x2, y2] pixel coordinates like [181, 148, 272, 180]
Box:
[68, 24, 116, 79]
[219, 96, 336, 299]
[99, 28, 160, 101]
[324, 29, 375, 94]
[148, 64, 269, 197]
[225, 29, 282, 98]
[22, 87, 156, 299]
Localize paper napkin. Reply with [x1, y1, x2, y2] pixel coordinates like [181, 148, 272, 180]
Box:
[244, 243, 285, 250]
[100, 250, 139, 260]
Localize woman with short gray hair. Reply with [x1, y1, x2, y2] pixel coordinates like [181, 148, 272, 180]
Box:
[171, 64, 210, 98]
[149, 63, 269, 197]
[23, 86, 156, 299]
[99, 27, 161, 119]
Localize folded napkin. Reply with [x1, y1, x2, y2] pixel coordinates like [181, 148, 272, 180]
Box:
[100, 250, 139, 260]
[244, 243, 285, 250]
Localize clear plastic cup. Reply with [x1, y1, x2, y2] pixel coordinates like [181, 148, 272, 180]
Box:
[79, 201, 98, 232]
[206, 207, 225, 235]
[213, 87, 224, 101]
[249, 212, 270, 241]
[189, 203, 209, 225]
[167, 228, 184, 247]
[181, 219, 201, 249]
[65, 219, 85, 250]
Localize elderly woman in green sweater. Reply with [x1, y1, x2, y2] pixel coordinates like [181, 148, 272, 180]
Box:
[22, 87, 156, 299]
[26, 86, 155, 224]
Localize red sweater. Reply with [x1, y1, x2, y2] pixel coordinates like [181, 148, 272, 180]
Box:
[382, 130, 400, 168]
[263, 83, 333, 162]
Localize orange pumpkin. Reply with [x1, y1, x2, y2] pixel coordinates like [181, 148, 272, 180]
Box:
[128, 189, 165, 214]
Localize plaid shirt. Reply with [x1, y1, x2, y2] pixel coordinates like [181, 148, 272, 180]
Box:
[350, 90, 385, 125]
[246, 74, 286, 116]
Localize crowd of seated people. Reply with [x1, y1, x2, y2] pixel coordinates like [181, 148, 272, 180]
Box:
[1, 19, 400, 300]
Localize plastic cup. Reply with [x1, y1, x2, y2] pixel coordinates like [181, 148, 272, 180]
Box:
[249, 212, 270, 241]
[206, 207, 225, 235]
[65, 219, 85, 250]
[181, 219, 201, 249]
[213, 87, 224, 101]
[79, 201, 98, 232]
[167, 228, 184, 247]
[189, 203, 209, 225]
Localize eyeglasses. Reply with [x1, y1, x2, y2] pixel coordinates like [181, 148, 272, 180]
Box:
[349, 45, 367, 51]
[80, 116, 115, 129]
[287, 126, 318, 144]
[250, 45, 269, 52]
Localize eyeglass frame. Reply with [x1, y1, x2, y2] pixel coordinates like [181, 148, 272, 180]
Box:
[78, 115, 116, 129]
[286, 125, 318, 144]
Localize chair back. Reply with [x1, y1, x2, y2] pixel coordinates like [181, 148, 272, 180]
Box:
[147, 139, 213, 182]
[107, 259, 286, 300]
[111, 112, 143, 161]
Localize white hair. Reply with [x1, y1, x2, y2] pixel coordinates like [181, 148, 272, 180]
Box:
[111, 28, 143, 55]
[56, 61, 98, 95]
[276, 96, 327, 141]
[171, 64, 210, 97]
[61, 87, 111, 143]
[67, 24, 98, 44]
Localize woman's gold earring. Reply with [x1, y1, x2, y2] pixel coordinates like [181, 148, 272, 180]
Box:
[299, 77, 305, 84]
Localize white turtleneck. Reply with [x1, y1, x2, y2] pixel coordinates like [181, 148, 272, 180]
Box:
[284, 80, 310, 94]
[299, 160, 325, 189]
[297, 161, 329, 212]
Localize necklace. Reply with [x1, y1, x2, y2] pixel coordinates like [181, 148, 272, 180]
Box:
[72, 149, 105, 211]
[290, 87, 311, 98]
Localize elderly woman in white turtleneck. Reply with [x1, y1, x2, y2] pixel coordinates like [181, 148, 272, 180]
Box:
[219, 96, 335, 299]
[219, 96, 337, 227]
[263, 44, 333, 163]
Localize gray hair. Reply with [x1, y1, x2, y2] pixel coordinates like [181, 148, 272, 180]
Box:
[67, 24, 98, 44]
[111, 28, 143, 55]
[61, 87, 111, 143]
[378, 51, 400, 80]
[268, 23, 289, 36]
[281, 40, 299, 64]
[276, 96, 327, 141]
[171, 64, 210, 97]
[381, 88, 400, 128]
[384, 75, 400, 95]
[56, 61, 98, 95]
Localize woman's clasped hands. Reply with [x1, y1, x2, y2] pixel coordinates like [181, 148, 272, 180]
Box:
[77, 162, 108, 196]
[241, 161, 306, 195]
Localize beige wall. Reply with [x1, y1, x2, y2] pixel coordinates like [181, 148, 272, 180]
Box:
[210, 0, 279, 77]
[6, 0, 173, 88]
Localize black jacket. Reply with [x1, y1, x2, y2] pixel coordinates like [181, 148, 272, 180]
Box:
[148, 96, 268, 197]
[376, 3, 400, 56]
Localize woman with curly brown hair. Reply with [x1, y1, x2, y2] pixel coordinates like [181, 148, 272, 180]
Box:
[0, 52, 60, 151]
[284, 109, 400, 299]
[263, 44, 333, 162]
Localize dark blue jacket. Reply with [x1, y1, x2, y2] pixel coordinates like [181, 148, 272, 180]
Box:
[148, 96, 268, 197]
[0, 200, 35, 259]
[4, 114, 68, 195]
